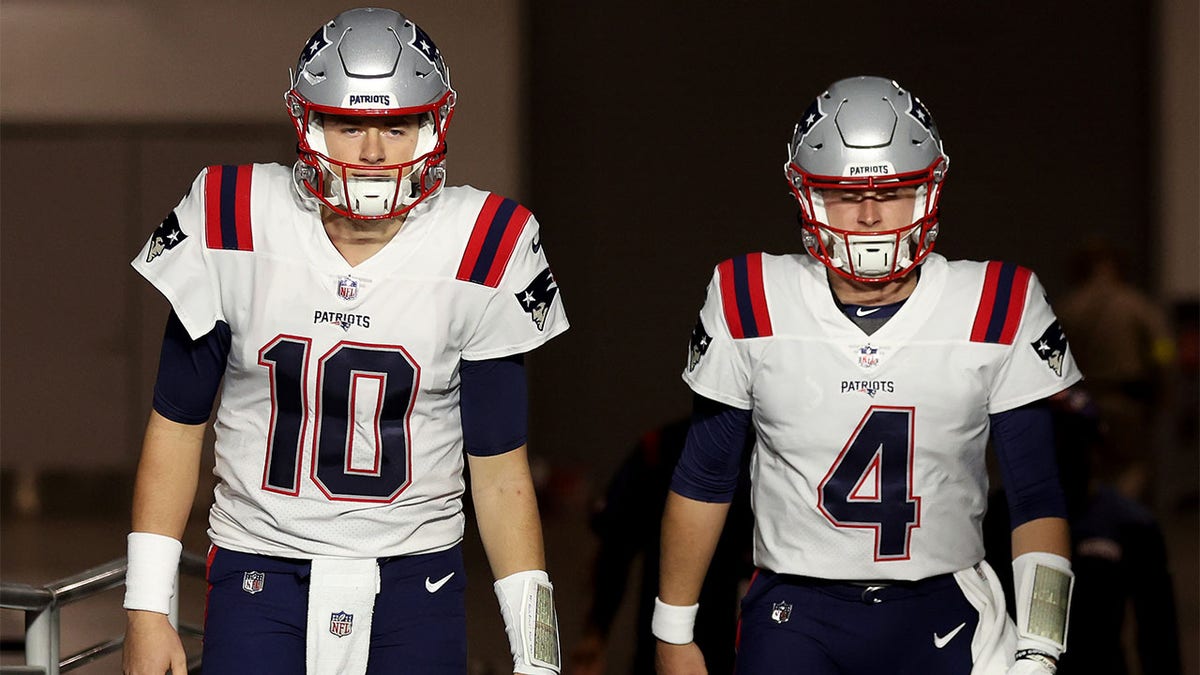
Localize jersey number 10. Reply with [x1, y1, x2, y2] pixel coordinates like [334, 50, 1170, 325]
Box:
[258, 335, 420, 502]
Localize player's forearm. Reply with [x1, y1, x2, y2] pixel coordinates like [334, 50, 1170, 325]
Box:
[131, 410, 205, 538]
[1011, 516, 1070, 559]
[468, 446, 547, 578]
[658, 490, 730, 606]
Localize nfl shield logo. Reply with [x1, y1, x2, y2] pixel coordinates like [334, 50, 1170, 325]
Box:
[857, 344, 880, 369]
[337, 276, 358, 301]
[329, 611, 354, 638]
[241, 571, 265, 595]
[770, 600, 792, 624]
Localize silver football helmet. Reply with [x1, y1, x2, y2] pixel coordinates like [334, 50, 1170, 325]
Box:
[286, 8, 456, 219]
[785, 76, 949, 282]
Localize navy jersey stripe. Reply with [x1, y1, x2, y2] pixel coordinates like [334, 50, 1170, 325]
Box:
[984, 262, 1017, 343]
[468, 198, 518, 284]
[731, 255, 759, 338]
[218, 165, 241, 250]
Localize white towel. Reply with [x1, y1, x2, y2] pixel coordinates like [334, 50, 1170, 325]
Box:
[954, 560, 1018, 674]
[306, 557, 381, 675]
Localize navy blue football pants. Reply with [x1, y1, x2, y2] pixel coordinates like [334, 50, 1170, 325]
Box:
[735, 569, 980, 674]
[202, 545, 467, 674]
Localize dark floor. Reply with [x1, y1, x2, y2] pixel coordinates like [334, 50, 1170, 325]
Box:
[1, 464, 1196, 675]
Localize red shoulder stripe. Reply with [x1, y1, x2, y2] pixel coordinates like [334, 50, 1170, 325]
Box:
[456, 194, 532, 287]
[717, 254, 772, 339]
[970, 262, 1032, 344]
[745, 253, 773, 337]
[204, 165, 254, 251]
[717, 259, 744, 338]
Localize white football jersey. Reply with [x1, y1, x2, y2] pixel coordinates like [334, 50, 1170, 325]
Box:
[132, 163, 568, 559]
[683, 252, 1080, 580]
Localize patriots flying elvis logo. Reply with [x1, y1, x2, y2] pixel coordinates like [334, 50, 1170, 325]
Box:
[145, 212, 187, 263]
[1031, 320, 1069, 377]
[688, 318, 711, 372]
[297, 25, 331, 72]
[907, 93, 935, 132]
[409, 22, 440, 64]
[793, 97, 826, 144]
[515, 267, 559, 331]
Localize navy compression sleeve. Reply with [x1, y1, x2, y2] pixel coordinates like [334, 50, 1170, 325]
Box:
[152, 310, 231, 425]
[460, 354, 528, 456]
[991, 401, 1068, 528]
[670, 395, 753, 503]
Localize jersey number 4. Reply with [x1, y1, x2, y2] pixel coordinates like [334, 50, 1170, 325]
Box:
[817, 406, 921, 560]
[258, 336, 420, 502]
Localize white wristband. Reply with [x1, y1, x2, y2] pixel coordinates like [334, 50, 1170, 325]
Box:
[123, 532, 182, 615]
[651, 596, 699, 645]
[493, 570, 560, 675]
[1012, 551, 1073, 658]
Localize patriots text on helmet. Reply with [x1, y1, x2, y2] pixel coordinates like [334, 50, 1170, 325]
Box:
[346, 94, 393, 107]
[846, 164, 893, 176]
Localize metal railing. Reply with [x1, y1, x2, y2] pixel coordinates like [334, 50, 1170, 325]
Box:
[0, 552, 206, 674]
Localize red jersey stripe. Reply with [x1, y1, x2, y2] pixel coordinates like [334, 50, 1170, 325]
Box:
[745, 253, 773, 338]
[970, 261, 1003, 343]
[483, 202, 531, 287]
[456, 194, 505, 282]
[204, 165, 224, 249]
[234, 165, 254, 251]
[998, 266, 1033, 345]
[717, 259, 745, 339]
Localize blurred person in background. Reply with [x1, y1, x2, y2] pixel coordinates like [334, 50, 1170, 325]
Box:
[569, 416, 753, 675]
[984, 386, 1183, 675]
[1058, 237, 1175, 502]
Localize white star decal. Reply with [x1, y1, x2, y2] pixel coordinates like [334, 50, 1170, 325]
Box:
[522, 291, 535, 306]
[167, 230, 180, 243]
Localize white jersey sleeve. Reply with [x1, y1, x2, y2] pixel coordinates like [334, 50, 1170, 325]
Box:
[130, 167, 225, 339]
[681, 256, 771, 410]
[459, 209, 568, 361]
[987, 271, 1082, 413]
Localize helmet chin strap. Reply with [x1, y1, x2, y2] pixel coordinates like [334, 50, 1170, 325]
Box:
[343, 176, 398, 217]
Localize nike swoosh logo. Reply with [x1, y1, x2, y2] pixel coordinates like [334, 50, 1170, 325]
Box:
[933, 622, 967, 648]
[425, 572, 455, 593]
[531, 237, 542, 254]
[856, 306, 882, 317]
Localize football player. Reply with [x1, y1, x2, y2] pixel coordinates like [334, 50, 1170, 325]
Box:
[654, 76, 1079, 675]
[121, 9, 564, 675]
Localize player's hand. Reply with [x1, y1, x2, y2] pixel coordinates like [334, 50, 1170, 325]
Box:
[123, 610, 186, 675]
[1006, 657, 1055, 674]
[656, 640, 707, 675]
